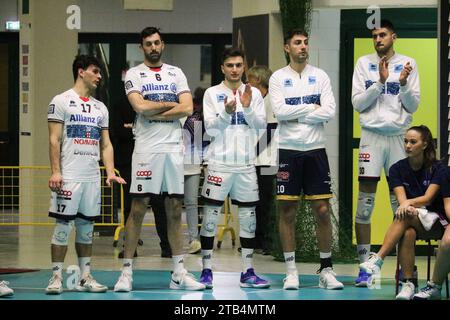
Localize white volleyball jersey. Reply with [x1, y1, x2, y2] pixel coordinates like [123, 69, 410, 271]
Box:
[124, 63, 190, 153]
[269, 64, 336, 151]
[352, 53, 420, 136]
[203, 82, 266, 170]
[47, 89, 109, 182]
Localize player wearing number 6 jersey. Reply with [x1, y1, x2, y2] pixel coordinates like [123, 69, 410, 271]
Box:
[114, 27, 205, 292]
[46, 55, 126, 294]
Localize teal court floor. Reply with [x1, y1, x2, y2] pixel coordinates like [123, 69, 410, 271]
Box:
[1, 269, 410, 300]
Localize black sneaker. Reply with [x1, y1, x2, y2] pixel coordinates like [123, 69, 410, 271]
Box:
[118, 250, 138, 259]
[161, 250, 172, 258]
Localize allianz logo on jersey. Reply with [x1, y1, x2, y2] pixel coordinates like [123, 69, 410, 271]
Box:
[142, 82, 177, 93]
[70, 114, 98, 124]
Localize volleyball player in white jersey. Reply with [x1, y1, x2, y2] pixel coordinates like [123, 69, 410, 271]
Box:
[46, 55, 125, 294]
[198, 48, 269, 289]
[352, 20, 420, 287]
[114, 27, 205, 292]
[269, 29, 343, 290]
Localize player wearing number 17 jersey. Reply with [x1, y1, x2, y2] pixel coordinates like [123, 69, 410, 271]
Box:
[46, 55, 125, 294]
[114, 27, 205, 292]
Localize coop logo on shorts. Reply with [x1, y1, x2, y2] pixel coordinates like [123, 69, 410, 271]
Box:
[207, 175, 223, 186]
[136, 170, 152, 180]
[283, 79, 293, 87]
[277, 171, 290, 182]
[48, 104, 55, 114]
[170, 83, 177, 93]
[57, 189, 72, 200]
[359, 153, 371, 162]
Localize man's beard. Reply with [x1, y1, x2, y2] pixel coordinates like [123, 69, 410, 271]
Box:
[145, 51, 162, 64]
[375, 43, 392, 55]
[292, 52, 309, 63]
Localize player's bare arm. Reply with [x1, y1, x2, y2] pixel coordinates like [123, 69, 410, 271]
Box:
[127, 91, 175, 117]
[100, 130, 126, 186]
[147, 92, 193, 120]
[48, 121, 63, 192]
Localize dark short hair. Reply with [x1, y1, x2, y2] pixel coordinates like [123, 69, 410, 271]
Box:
[284, 28, 309, 45]
[72, 55, 101, 81]
[221, 47, 245, 64]
[373, 19, 396, 33]
[140, 26, 163, 45]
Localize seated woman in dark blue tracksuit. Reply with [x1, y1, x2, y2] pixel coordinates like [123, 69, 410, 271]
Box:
[359, 125, 447, 300]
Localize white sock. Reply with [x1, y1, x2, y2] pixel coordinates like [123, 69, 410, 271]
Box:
[122, 259, 133, 274]
[172, 254, 185, 274]
[201, 249, 213, 270]
[357, 244, 371, 263]
[78, 257, 91, 278]
[284, 252, 297, 274]
[241, 248, 254, 272]
[52, 262, 63, 277]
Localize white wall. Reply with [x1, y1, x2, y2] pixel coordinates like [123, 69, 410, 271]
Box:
[76, 0, 232, 33]
[0, 0, 18, 32]
[308, 9, 341, 212]
[313, 0, 437, 8]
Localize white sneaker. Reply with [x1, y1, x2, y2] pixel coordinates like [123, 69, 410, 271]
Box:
[319, 267, 344, 290]
[170, 269, 206, 291]
[46, 274, 63, 294]
[283, 271, 299, 290]
[395, 281, 415, 300]
[114, 271, 133, 292]
[413, 281, 442, 300]
[0, 281, 14, 297]
[359, 253, 383, 275]
[76, 274, 108, 293]
[188, 240, 202, 254]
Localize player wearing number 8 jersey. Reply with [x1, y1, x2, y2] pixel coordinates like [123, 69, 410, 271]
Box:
[114, 27, 205, 292]
[46, 55, 125, 294]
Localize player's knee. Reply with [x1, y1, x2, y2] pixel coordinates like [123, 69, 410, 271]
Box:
[403, 227, 417, 242]
[238, 207, 256, 238]
[355, 192, 375, 224]
[75, 218, 94, 244]
[440, 231, 450, 251]
[131, 198, 149, 216]
[51, 219, 74, 246]
[200, 206, 221, 237]
[313, 202, 330, 224]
